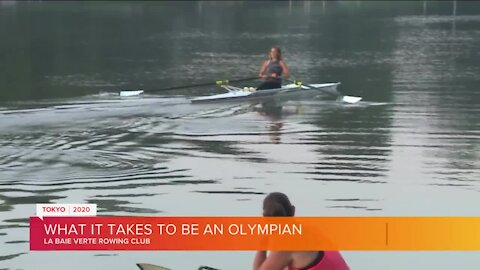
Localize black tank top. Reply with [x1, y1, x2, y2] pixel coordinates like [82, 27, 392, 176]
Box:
[266, 59, 283, 82]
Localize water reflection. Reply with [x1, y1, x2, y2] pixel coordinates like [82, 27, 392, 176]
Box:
[252, 100, 292, 144]
[309, 104, 393, 184]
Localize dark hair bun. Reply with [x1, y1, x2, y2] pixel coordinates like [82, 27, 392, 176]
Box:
[263, 192, 293, 217]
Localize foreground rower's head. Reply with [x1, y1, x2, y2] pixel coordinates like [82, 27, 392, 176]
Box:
[263, 192, 295, 217]
[269, 47, 282, 61]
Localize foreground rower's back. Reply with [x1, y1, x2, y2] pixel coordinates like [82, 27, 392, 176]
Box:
[289, 251, 350, 270]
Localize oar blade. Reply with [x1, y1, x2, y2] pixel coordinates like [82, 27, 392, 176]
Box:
[120, 90, 144, 97]
[341, 95, 362, 104]
[136, 263, 173, 270]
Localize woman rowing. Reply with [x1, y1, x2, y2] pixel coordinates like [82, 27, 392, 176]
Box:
[253, 192, 350, 270]
[257, 47, 290, 90]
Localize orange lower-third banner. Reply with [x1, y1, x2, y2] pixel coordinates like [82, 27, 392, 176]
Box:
[29, 216, 480, 251]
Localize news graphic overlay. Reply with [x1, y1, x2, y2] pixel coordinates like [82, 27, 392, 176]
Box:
[30, 212, 480, 251]
[36, 204, 97, 219]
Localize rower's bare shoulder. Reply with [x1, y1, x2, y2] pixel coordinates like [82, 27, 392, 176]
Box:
[279, 60, 289, 70]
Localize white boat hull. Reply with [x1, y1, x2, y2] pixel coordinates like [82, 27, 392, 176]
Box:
[190, 83, 340, 104]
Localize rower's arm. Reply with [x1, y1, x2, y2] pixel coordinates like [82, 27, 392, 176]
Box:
[254, 251, 292, 270]
[253, 251, 267, 270]
[279, 61, 290, 79]
[259, 60, 268, 78]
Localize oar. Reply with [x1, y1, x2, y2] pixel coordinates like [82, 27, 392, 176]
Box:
[286, 79, 362, 104]
[120, 77, 258, 97]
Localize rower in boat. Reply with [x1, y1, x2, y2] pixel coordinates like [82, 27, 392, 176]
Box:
[253, 192, 350, 270]
[257, 47, 290, 90]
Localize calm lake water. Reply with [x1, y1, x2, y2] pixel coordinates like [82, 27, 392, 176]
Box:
[0, 1, 479, 269]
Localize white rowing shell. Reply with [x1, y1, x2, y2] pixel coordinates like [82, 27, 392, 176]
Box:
[190, 83, 340, 103]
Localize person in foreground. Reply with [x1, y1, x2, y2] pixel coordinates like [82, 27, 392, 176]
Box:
[257, 47, 290, 90]
[253, 192, 350, 270]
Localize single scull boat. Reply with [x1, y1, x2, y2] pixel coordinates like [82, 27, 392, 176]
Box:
[190, 82, 361, 104]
